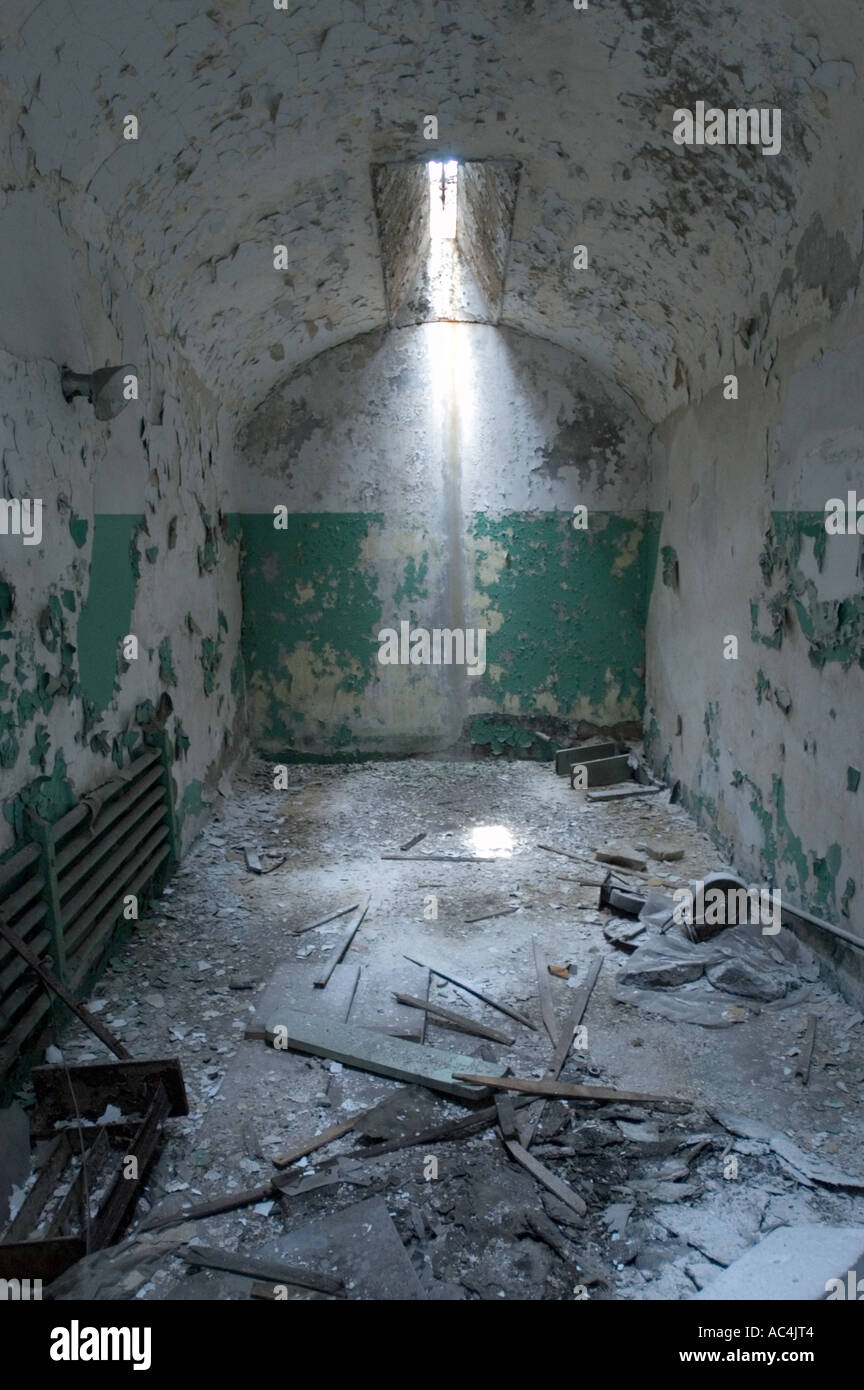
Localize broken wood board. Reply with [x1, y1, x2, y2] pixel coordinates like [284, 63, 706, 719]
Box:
[142, 1159, 369, 1234]
[399, 833, 426, 852]
[314, 894, 370, 988]
[272, 1090, 442, 1170]
[29, 1058, 188, 1134]
[404, 954, 536, 1030]
[464, 903, 529, 924]
[263, 1008, 507, 1099]
[394, 992, 515, 1046]
[0, 915, 131, 1060]
[503, 1139, 587, 1216]
[245, 960, 360, 1040]
[292, 900, 361, 936]
[532, 936, 560, 1045]
[180, 1243, 343, 1296]
[521, 955, 603, 1148]
[381, 853, 501, 863]
[796, 1015, 817, 1084]
[587, 784, 662, 802]
[272, 1116, 358, 1169]
[537, 843, 587, 863]
[453, 1074, 687, 1108]
[346, 1094, 537, 1162]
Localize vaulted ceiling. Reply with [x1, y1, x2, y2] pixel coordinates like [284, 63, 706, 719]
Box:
[2, 0, 861, 423]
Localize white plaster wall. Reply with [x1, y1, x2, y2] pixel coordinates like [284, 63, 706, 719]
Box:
[0, 186, 244, 856]
[234, 323, 653, 516]
[646, 310, 864, 950]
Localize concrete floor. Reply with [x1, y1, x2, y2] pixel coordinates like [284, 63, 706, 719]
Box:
[49, 759, 864, 1300]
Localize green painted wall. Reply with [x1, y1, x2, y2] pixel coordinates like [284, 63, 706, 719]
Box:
[76, 514, 143, 713]
[646, 509, 863, 935]
[237, 509, 662, 756]
[470, 511, 661, 721]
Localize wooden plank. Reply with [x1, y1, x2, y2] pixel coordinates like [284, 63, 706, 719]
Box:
[399, 833, 426, 852]
[394, 993, 515, 1046]
[272, 1117, 358, 1169]
[5, 1133, 72, 1241]
[344, 1094, 537, 1162]
[464, 903, 529, 924]
[453, 1074, 687, 1108]
[404, 954, 536, 1030]
[796, 1014, 817, 1084]
[537, 844, 587, 863]
[0, 914, 130, 1059]
[381, 854, 499, 862]
[503, 1139, 587, 1216]
[48, 1126, 111, 1239]
[587, 784, 662, 803]
[262, 1008, 507, 1100]
[522, 956, 602, 1148]
[415, 966, 429, 1046]
[141, 1181, 275, 1232]
[495, 1095, 519, 1139]
[314, 895, 369, 988]
[30, 1058, 187, 1132]
[292, 901, 359, 936]
[532, 937, 559, 1045]
[90, 1083, 171, 1249]
[180, 1244, 343, 1296]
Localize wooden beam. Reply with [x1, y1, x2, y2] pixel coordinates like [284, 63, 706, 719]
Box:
[404, 954, 536, 1030]
[532, 937, 559, 1045]
[90, 1083, 171, 1250]
[796, 1014, 817, 1085]
[394, 992, 515, 1045]
[453, 1074, 688, 1108]
[536, 844, 586, 863]
[30, 1058, 187, 1132]
[522, 956, 603, 1149]
[503, 1139, 587, 1216]
[272, 1117, 358, 1169]
[180, 1244, 343, 1296]
[382, 854, 500, 862]
[314, 895, 370, 988]
[292, 901, 359, 936]
[0, 914, 130, 1059]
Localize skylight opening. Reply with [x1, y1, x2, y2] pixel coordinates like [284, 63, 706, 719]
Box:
[428, 159, 458, 241]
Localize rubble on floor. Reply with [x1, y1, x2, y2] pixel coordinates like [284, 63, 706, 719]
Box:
[4, 758, 864, 1301]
